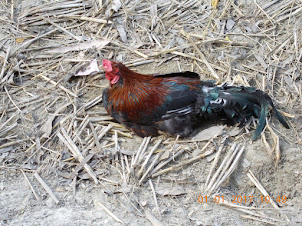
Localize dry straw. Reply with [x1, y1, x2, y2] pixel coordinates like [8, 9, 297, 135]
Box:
[0, 0, 300, 224]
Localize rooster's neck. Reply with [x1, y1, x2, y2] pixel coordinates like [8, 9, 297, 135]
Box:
[107, 76, 167, 120]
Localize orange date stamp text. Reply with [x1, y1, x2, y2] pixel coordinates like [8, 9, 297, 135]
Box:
[198, 195, 287, 204]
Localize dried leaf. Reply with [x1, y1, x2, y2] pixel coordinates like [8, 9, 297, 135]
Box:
[284, 75, 293, 87]
[48, 39, 110, 53]
[111, 0, 122, 12]
[16, 37, 26, 43]
[254, 53, 267, 69]
[228, 126, 243, 137]
[206, 152, 217, 162]
[192, 148, 204, 157]
[242, 22, 259, 33]
[192, 125, 224, 141]
[150, 4, 157, 18]
[41, 116, 56, 138]
[225, 36, 231, 41]
[157, 186, 186, 196]
[0, 146, 14, 154]
[226, 18, 235, 31]
[145, 210, 164, 226]
[242, 159, 251, 168]
[41, 103, 71, 138]
[75, 59, 100, 76]
[159, 149, 170, 161]
[150, 4, 157, 30]
[116, 18, 127, 43]
[296, 120, 302, 131]
[212, 0, 219, 9]
[120, 149, 133, 156]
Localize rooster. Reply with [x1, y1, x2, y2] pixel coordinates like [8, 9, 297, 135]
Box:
[102, 59, 289, 140]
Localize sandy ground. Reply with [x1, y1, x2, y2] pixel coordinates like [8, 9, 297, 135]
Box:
[1, 0, 302, 225]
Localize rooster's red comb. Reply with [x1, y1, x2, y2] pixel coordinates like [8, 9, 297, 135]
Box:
[103, 59, 112, 72]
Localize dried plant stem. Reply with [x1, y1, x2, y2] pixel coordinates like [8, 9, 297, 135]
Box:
[266, 123, 281, 167]
[207, 145, 245, 195]
[137, 139, 162, 178]
[83, 124, 113, 152]
[42, 17, 82, 41]
[131, 137, 148, 168]
[4, 86, 21, 112]
[72, 115, 89, 141]
[0, 138, 31, 149]
[34, 172, 59, 204]
[96, 201, 123, 224]
[32, 65, 77, 97]
[179, 29, 220, 81]
[218, 198, 288, 224]
[139, 153, 161, 185]
[11, 29, 58, 55]
[58, 128, 98, 184]
[204, 138, 227, 189]
[0, 112, 16, 132]
[151, 148, 214, 178]
[149, 146, 184, 176]
[83, 95, 102, 110]
[60, 15, 112, 24]
[89, 122, 102, 151]
[0, 46, 11, 82]
[137, 136, 152, 166]
[149, 179, 161, 217]
[247, 170, 279, 210]
[22, 170, 40, 201]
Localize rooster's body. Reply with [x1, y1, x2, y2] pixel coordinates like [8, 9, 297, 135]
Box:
[102, 60, 289, 140]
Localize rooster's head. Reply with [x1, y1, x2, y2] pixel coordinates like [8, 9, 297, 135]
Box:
[103, 59, 122, 85]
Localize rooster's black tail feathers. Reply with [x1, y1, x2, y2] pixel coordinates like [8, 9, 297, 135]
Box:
[201, 85, 289, 140]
